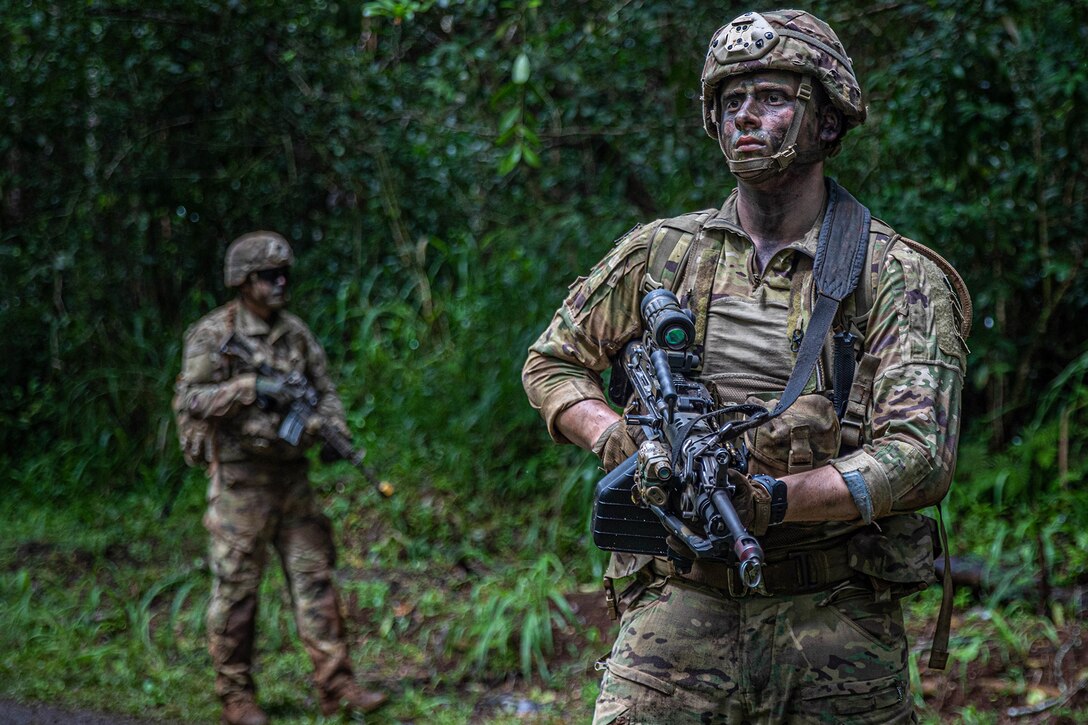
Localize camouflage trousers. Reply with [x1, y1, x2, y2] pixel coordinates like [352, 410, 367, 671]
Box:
[204, 460, 353, 700]
[593, 574, 915, 724]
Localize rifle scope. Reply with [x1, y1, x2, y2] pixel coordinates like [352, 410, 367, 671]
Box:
[641, 289, 695, 351]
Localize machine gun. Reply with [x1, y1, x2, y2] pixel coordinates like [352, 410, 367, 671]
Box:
[592, 290, 771, 590]
[220, 333, 394, 498]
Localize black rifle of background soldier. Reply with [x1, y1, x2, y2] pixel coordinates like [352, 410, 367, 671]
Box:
[219, 333, 394, 498]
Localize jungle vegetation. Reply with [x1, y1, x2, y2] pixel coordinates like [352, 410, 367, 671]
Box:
[2, 1, 1086, 722]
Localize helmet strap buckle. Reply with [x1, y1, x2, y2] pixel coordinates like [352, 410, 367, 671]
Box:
[773, 147, 798, 170]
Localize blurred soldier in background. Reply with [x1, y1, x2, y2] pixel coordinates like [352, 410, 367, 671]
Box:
[173, 231, 387, 725]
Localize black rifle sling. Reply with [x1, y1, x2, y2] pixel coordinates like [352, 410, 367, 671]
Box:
[770, 179, 870, 418]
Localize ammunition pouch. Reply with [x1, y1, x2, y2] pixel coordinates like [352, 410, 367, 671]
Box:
[846, 513, 939, 599]
[744, 393, 841, 477]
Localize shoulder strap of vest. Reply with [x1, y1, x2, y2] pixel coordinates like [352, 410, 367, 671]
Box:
[645, 210, 717, 292]
[609, 212, 714, 406]
[853, 219, 896, 323]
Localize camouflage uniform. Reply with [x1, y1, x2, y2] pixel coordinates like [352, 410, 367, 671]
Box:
[174, 296, 358, 702]
[522, 11, 968, 723]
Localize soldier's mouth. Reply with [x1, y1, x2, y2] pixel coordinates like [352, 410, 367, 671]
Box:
[735, 135, 765, 151]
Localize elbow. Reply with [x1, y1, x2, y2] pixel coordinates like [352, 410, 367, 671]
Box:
[891, 439, 955, 512]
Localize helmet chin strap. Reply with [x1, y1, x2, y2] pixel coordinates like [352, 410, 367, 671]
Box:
[720, 77, 822, 183]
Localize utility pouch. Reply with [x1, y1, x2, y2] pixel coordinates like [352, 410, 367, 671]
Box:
[840, 353, 880, 450]
[846, 513, 939, 599]
[744, 393, 841, 477]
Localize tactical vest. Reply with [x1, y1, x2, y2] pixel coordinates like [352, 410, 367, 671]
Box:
[639, 197, 971, 465]
[636, 186, 969, 670]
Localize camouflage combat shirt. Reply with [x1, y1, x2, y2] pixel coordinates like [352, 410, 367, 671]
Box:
[174, 299, 347, 465]
[523, 186, 967, 555]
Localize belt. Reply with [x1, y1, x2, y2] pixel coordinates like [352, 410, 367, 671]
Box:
[656, 545, 855, 598]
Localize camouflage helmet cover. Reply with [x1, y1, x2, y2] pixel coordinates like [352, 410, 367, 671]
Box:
[224, 230, 295, 287]
[701, 9, 866, 139]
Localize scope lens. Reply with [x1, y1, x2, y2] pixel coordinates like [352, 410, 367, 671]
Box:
[664, 327, 688, 348]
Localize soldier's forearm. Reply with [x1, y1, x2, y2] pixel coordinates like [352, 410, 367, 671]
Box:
[183, 373, 258, 419]
[556, 399, 621, 453]
[780, 465, 862, 523]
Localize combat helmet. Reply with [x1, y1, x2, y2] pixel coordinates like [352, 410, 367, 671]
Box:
[224, 230, 295, 287]
[701, 10, 866, 181]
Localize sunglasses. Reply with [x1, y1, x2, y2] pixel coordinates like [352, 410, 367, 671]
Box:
[255, 267, 290, 284]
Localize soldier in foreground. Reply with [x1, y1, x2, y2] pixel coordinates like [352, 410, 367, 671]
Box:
[524, 10, 969, 723]
[173, 232, 387, 725]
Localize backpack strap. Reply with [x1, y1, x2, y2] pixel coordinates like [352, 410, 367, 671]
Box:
[929, 505, 953, 670]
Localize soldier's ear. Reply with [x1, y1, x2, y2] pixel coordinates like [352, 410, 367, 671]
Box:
[818, 105, 843, 143]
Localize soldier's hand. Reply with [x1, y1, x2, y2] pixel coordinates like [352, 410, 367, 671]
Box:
[592, 419, 639, 472]
[728, 469, 787, 536]
[665, 534, 697, 561]
[319, 441, 344, 463]
[256, 373, 308, 406]
[255, 375, 289, 406]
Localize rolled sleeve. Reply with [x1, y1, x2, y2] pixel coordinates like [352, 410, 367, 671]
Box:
[182, 373, 258, 420]
[522, 357, 609, 443]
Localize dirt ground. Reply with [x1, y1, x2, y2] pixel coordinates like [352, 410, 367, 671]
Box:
[0, 700, 187, 725]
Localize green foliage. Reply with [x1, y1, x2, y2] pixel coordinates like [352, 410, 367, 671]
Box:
[4, 0, 1086, 502]
[447, 553, 576, 682]
[2, 1, 1088, 721]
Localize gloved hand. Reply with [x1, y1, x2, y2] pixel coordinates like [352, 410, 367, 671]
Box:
[315, 418, 355, 462]
[665, 534, 697, 562]
[728, 468, 785, 536]
[319, 441, 343, 463]
[255, 373, 306, 407]
[592, 419, 639, 472]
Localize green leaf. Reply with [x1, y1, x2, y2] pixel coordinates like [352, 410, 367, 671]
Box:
[522, 145, 541, 168]
[498, 144, 522, 175]
[512, 53, 531, 85]
[498, 107, 521, 136]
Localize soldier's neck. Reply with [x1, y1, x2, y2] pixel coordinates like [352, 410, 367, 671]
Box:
[736, 166, 827, 271]
[240, 296, 277, 323]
